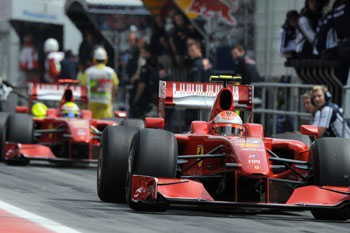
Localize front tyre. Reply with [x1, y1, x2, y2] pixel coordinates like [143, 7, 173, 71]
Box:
[126, 129, 177, 211]
[97, 126, 139, 203]
[309, 137, 350, 221]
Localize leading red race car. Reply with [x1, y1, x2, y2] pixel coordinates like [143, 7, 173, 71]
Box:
[97, 76, 350, 220]
[0, 80, 143, 165]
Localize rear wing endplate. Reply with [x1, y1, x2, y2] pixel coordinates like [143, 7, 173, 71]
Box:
[158, 81, 253, 118]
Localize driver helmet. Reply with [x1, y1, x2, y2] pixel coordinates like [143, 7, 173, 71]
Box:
[61, 102, 80, 118]
[213, 111, 243, 136]
[32, 102, 47, 118]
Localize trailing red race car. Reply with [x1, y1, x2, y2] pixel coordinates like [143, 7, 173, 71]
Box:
[97, 76, 350, 220]
[0, 80, 143, 165]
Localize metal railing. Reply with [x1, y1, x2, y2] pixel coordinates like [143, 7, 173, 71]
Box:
[251, 82, 316, 136]
[341, 85, 350, 138]
[253, 80, 350, 137]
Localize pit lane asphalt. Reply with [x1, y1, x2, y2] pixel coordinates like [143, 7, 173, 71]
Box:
[0, 162, 348, 233]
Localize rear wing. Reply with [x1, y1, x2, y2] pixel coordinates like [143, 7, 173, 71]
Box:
[28, 83, 88, 103]
[158, 81, 253, 118]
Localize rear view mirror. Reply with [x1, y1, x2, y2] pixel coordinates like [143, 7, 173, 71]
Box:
[16, 106, 28, 113]
[145, 118, 164, 129]
[301, 125, 319, 139]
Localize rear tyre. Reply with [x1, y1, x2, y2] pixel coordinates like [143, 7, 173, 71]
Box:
[309, 137, 350, 220]
[0, 112, 9, 161]
[272, 133, 311, 148]
[126, 128, 177, 211]
[121, 119, 144, 129]
[97, 126, 139, 203]
[5, 113, 33, 166]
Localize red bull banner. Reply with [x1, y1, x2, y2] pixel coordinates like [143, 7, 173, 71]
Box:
[142, 0, 256, 70]
[176, 0, 238, 26]
[174, 0, 255, 59]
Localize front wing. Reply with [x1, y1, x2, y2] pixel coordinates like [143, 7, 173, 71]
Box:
[131, 175, 350, 211]
[4, 142, 97, 163]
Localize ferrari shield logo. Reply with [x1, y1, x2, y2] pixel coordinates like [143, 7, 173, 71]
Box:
[48, 124, 54, 139]
[197, 145, 204, 167]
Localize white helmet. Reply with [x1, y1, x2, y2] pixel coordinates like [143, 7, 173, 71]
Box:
[93, 47, 107, 61]
[213, 111, 243, 136]
[44, 38, 59, 53]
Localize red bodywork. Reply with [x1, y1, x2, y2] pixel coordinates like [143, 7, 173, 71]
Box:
[131, 80, 350, 212]
[4, 81, 118, 164]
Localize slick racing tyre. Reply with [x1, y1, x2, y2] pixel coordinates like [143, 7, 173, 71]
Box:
[126, 128, 177, 211]
[97, 126, 139, 203]
[7, 113, 34, 144]
[272, 133, 311, 148]
[0, 112, 9, 161]
[121, 119, 144, 129]
[309, 137, 350, 220]
[5, 113, 33, 165]
[309, 137, 350, 187]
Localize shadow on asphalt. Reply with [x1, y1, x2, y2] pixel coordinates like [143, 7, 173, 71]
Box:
[123, 205, 350, 223]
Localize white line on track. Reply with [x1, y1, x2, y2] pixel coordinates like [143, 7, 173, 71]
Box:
[0, 200, 81, 233]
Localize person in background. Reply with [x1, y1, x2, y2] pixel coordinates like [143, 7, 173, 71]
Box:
[311, 85, 350, 138]
[58, 50, 79, 80]
[43, 38, 64, 83]
[79, 32, 94, 69]
[122, 32, 140, 115]
[19, 34, 39, 72]
[18, 33, 40, 88]
[150, 14, 173, 70]
[278, 10, 299, 59]
[302, 91, 316, 115]
[124, 32, 140, 85]
[132, 44, 159, 118]
[80, 47, 119, 119]
[170, 12, 189, 68]
[184, 40, 212, 128]
[187, 40, 212, 83]
[231, 43, 260, 84]
[295, 0, 323, 58]
[129, 37, 147, 85]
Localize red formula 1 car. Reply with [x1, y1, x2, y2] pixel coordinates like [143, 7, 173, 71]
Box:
[97, 76, 350, 220]
[0, 80, 143, 165]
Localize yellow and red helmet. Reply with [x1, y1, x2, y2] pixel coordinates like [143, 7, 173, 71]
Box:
[213, 111, 243, 136]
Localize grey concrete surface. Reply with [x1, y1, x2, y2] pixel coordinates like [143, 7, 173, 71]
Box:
[0, 162, 349, 233]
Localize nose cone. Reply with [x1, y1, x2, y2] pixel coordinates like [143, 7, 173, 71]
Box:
[233, 138, 270, 176]
[68, 119, 91, 143]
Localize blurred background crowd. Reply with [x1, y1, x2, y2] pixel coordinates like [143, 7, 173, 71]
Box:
[0, 0, 349, 135]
